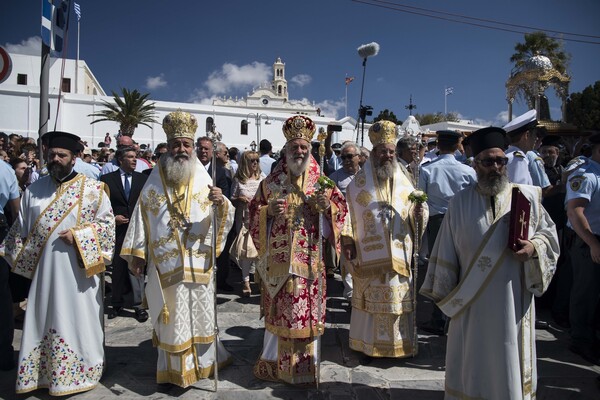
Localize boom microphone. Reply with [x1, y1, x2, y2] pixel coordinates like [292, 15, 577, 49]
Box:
[357, 42, 380, 59]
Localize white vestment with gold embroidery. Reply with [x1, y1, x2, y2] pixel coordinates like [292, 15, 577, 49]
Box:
[120, 160, 234, 387]
[342, 160, 427, 358]
[420, 183, 558, 400]
[0, 174, 115, 396]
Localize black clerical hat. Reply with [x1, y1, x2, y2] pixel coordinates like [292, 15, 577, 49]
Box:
[43, 131, 84, 153]
[469, 127, 506, 156]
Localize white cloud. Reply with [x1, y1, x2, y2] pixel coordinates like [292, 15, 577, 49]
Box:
[204, 62, 271, 95]
[494, 110, 509, 125]
[4, 36, 41, 55]
[145, 74, 168, 90]
[290, 74, 312, 87]
[313, 98, 346, 120]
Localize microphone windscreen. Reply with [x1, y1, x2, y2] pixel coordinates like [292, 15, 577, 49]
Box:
[357, 42, 380, 59]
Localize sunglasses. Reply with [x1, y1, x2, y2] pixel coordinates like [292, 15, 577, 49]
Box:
[477, 157, 509, 167]
[249, 158, 259, 162]
[341, 154, 358, 160]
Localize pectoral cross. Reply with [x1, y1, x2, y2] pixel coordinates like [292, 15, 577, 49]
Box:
[519, 210, 527, 237]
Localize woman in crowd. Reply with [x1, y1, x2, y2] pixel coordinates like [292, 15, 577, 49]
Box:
[9, 157, 30, 194]
[230, 150, 264, 297]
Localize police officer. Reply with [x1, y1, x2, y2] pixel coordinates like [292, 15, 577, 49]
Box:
[503, 110, 544, 186]
[418, 130, 477, 335]
[565, 133, 600, 365]
[0, 159, 21, 370]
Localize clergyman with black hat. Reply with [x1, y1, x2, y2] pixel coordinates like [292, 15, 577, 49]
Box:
[418, 130, 476, 335]
[120, 110, 235, 387]
[565, 133, 600, 365]
[0, 131, 116, 396]
[420, 126, 559, 399]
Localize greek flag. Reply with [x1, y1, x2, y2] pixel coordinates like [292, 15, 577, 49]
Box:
[41, 0, 71, 52]
[445, 87, 454, 96]
[74, 2, 81, 21]
[41, 0, 53, 48]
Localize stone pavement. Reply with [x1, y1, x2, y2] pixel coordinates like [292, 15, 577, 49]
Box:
[1, 266, 599, 400]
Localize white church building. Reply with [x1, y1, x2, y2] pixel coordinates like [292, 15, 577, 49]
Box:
[0, 52, 358, 152]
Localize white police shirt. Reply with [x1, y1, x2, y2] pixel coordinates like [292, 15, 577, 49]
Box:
[566, 158, 600, 234]
[506, 145, 533, 185]
[526, 151, 550, 189]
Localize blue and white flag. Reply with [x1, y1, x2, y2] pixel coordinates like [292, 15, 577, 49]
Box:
[41, 0, 71, 52]
[445, 87, 454, 96]
[41, 0, 53, 48]
[74, 2, 81, 21]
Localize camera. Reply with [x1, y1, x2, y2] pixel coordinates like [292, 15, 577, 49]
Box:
[327, 124, 342, 132]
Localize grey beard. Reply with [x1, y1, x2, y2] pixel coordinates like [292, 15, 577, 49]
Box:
[477, 172, 509, 196]
[287, 152, 310, 177]
[162, 154, 194, 186]
[544, 156, 558, 168]
[375, 159, 397, 181]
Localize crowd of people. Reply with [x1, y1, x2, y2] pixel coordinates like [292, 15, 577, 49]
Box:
[0, 109, 598, 398]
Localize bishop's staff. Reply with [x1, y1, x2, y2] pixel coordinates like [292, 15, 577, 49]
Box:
[207, 125, 222, 392]
[408, 132, 427, 358]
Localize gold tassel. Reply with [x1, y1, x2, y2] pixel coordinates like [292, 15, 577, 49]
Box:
[161, 304, 170, 324]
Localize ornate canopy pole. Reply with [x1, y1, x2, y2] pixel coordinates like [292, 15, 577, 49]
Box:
[207, 125, 222, 392]
[408, 131, 427, 358]
[314, 127, 329, 390]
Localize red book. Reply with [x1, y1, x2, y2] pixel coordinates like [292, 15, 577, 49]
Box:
[508, 187, 531, 251]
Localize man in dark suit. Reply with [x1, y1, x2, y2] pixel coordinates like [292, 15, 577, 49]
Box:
[100, 147, 149, 322]
[196, 137, 233, 291]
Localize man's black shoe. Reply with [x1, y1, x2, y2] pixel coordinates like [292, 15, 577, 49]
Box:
[107, 306, 123, 320]
[420, 321, 445, 336]
[134, 308, 149, 323]
[217, 282, 234, 292]
[535, 320, 549, 330]
[570, 344, 600, 366]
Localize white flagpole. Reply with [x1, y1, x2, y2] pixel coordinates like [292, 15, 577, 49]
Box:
[345, 82, 348, 117]
[76, 18, 80, 92]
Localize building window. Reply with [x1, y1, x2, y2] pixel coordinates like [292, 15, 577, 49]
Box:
[17, 74, 27, 85]
[278, 85, 282, 95]
[241, 120, 248, 135]
[62, 78, 71, 93]
[206, 117, 214, 133]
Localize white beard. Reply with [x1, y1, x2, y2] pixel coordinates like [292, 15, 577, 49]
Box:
[286, 151, 310, 177]
[162, 153, 194, 186]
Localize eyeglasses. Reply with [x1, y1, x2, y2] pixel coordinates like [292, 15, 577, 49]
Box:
[476, 157, 509, 167]
[250, 159, 259, 163]
[341, 154, 358, 160]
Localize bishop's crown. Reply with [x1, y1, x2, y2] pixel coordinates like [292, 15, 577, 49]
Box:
[162, 110, 198, 141]
[283, 115, 316, 143]
[369, 120, 398, 146]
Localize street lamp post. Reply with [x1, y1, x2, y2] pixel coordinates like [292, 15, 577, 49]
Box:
[246, 113, 270, 149]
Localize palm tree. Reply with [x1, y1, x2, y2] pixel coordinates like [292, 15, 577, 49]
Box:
[510, 31, 570, 75]
[88, 88, 158, 137]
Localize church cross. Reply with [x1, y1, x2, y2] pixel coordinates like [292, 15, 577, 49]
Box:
[519, 210, 527, 237]
[405, 95, 417, 116]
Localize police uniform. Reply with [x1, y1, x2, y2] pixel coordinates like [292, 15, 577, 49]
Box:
[527, 150, 550, 188]
[565, 134, 600, 364]
[419, 130, 476, 334]
[504, 110, 539, 185]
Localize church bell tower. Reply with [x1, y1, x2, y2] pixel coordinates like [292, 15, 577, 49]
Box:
[272, 57, 288, 101]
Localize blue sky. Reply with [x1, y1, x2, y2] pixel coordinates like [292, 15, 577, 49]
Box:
[2, 0, 600, 126]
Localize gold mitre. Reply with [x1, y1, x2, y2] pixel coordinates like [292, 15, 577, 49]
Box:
[162, 110, 198, 141]
[283, 115, 316, 143]
[369, 120, 398, 146]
